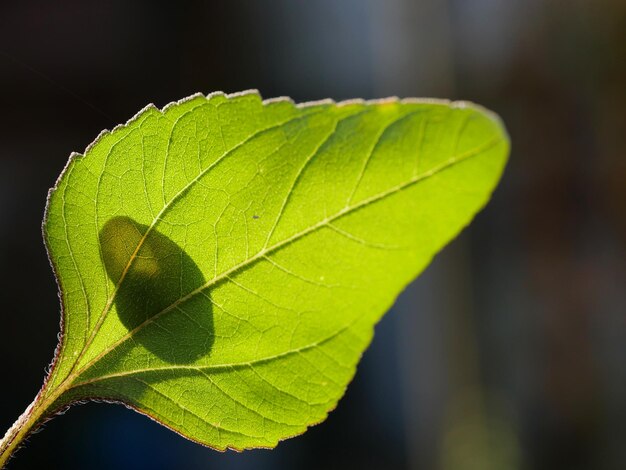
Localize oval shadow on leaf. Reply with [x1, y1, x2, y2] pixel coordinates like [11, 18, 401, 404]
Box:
[99, 216, 213, 364]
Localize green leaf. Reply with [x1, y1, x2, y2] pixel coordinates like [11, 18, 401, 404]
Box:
[40, 90, 508, 451]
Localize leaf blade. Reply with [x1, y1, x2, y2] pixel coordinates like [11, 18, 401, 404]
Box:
[43, 91, 509, 450]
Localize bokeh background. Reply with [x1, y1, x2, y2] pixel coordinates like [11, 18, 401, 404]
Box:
[1, 1, 625, 469]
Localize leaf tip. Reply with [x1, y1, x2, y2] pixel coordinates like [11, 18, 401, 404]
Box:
[450, 100, 509, 140]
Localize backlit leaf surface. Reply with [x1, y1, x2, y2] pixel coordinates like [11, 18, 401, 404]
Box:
[41, 90, 509, 450]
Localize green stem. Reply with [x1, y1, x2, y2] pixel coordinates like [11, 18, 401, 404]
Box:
[0, 399, 37, 467]
[0, 384, 64, 468]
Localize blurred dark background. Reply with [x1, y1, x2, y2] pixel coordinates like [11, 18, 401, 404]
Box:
[1, 1, 625, 469]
